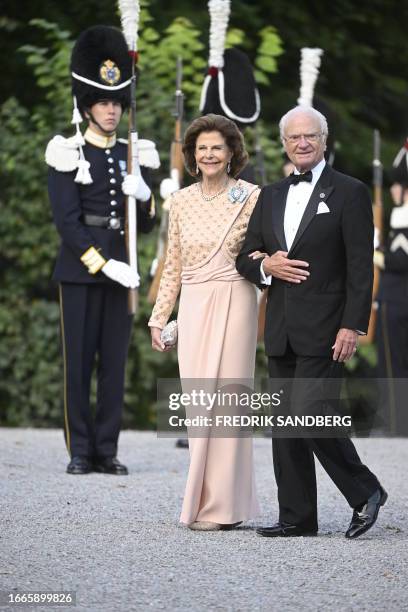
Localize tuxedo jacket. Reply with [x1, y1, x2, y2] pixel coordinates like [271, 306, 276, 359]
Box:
[236, 164, 374, 356]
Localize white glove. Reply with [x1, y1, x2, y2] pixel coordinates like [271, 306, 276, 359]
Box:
[150, 257, 159, 277]
[373, 250, 385, 270]
[374, 227, 380, 250]
[102, 259, 140, 288]
[160, 169, 180, 200]
[122, 173, 151, 202]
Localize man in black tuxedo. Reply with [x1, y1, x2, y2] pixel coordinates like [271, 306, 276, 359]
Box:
[236, 106, 387, 538]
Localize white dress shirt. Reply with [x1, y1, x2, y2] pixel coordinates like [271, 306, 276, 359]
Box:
[260, 159, 326, 284]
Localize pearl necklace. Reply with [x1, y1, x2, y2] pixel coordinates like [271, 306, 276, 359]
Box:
[199, 177, 230, 202]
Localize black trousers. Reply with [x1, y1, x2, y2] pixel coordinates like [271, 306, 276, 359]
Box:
[59, 283, 133, 458]
[268, 343, 380, 530]
[376, 300, 408, 435]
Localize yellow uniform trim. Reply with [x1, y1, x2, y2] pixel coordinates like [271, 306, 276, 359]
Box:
[80, 246, 106, 274]
[84, 127, 116, 149]
[58, 285, 71, 456]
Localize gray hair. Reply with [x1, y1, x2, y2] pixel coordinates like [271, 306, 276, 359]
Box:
[279, 105, 328, 143]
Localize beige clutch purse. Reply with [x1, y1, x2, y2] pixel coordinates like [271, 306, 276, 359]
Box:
[160, 320, 178, 347]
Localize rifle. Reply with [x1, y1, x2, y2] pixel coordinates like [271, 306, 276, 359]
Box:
[119, 0, 141, 314]
[254, 123, 267, 187]
[171, 56, 185, 182]
[372, 129, 384, 247]
[126, 61, 139, 314]
[148, 57, 184, 304]
[253, 124, 268, 342]
[360, 129, 383, 345]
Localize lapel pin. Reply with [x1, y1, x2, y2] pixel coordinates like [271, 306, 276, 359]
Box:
[320, 192, 325, 199]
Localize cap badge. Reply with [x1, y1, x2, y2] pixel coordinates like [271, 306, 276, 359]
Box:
[100, 60, 121, 86]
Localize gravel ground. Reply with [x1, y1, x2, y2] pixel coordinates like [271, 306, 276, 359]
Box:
[0, 428, 407, 612]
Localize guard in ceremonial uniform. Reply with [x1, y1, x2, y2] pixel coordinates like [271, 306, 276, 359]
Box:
[375, 143, 408, 436]
[46, 26, 159, 474]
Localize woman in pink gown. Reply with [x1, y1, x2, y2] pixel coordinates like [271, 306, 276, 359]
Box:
[149, 114, 261, 530]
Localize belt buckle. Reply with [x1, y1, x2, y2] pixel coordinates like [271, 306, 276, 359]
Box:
[109, 218, 121, 230]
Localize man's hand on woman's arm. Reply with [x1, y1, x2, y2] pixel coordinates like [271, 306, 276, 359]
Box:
[262, 251, 310, 283]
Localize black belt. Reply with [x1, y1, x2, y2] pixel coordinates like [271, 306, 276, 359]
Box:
[83, 214, 125, 230]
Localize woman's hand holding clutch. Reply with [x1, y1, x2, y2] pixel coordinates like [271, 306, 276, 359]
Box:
[150, 326, 175, 352]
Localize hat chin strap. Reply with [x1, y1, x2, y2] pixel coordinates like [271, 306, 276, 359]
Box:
[392, 146, 407, 169]
[217, 70, 261, 124]
[199, 70, 261, 124]
[86, 110, 117, 137]
[199, 74, 212, 112]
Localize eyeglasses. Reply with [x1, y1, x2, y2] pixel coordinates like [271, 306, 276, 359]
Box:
[283, 133, 322, 144]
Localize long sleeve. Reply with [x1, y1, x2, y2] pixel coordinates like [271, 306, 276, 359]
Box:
[137, 168, 156, 234]
[236, 187, 268, 288]
[340, 181, 374, 332]
[383, 207, 408, 272]
[148, 197, 182, 329]
[48, 167, 108, 274]
[48, 167, 102, 258]
[384, 240, 408, 272]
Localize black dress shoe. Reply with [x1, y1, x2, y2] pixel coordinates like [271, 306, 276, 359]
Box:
[93, 456, 128, 475]
[66, 456, 92, 475]
[345, 486, 388, 539]
[256, 522, 318, 538]
[175, 439, 189, 449]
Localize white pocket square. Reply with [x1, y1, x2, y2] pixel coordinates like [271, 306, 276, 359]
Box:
[316, 202, 330, 214]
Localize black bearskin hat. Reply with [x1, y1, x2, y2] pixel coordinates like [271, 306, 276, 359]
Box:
[200, 48, 260, 129]
[71, 26, 132, 113]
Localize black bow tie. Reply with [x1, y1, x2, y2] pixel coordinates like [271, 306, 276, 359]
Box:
[288, 171, 313, 185]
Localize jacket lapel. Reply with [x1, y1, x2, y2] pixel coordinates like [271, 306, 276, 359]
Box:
[271, 182, 290, 251]
[288, 165, 334, 255]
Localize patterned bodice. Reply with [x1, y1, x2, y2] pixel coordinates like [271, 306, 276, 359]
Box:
[149, 179, 260, 328]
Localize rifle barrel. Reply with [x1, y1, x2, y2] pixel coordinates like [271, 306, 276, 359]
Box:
[173, 56, 184, 120]
[373, 129, 383, 188]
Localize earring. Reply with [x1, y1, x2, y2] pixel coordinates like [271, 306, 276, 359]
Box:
[196, 164, 200, 175]
[227, 161, 231, 174]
